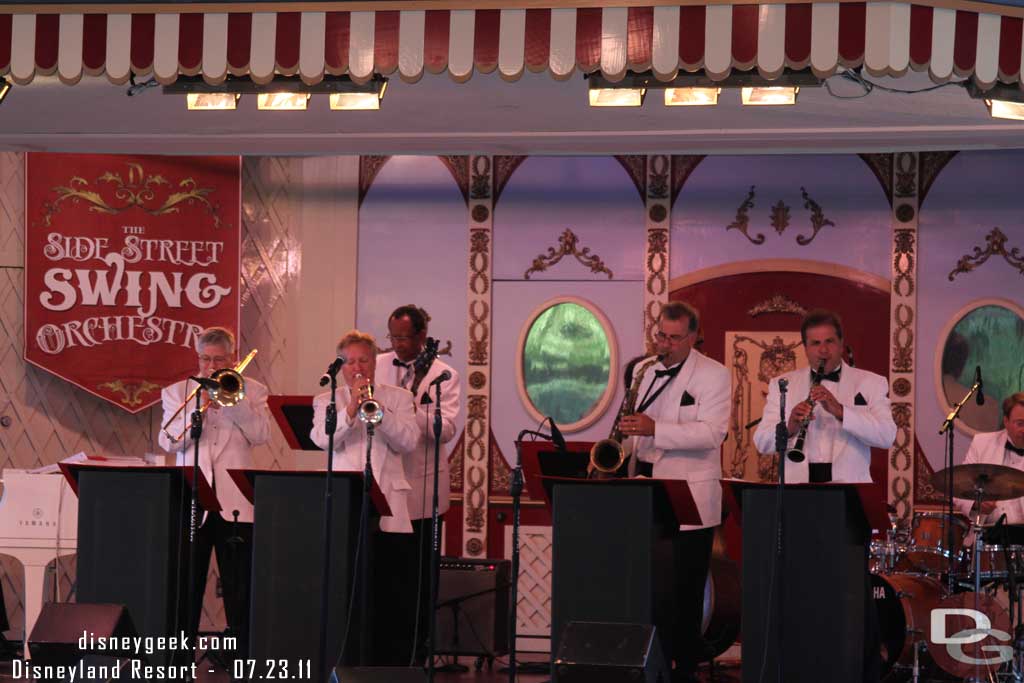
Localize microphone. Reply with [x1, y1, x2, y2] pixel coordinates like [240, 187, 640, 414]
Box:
[190, 376, 220, 390]
[319, 354, 347, 387]
[976, 365, 985, 405]
[546, 417, 567, 453]
[428, 370, 452, 387]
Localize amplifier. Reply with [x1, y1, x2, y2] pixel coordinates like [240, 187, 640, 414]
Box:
[435, 557, 510, 657]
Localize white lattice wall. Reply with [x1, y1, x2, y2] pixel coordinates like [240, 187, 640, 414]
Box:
[504, 524, 552, 652]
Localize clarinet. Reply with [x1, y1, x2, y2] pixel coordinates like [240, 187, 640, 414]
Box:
[786, 359, 827, 464]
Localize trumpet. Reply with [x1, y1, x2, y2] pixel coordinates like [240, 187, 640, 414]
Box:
[589, 356, 661, 478]
[354, 375, 384, 425]
[162, 349, 258, 444]
[786, 358, 826, 463]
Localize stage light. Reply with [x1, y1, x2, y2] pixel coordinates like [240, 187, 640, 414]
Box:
[186, 93, 238, 110]
[987, 99, 1024, 120]
[588, 87, 646, 107]
[741, 86, 799, 106]
[257, 93, 309, 111]
[164, 75, 387, 112]
[329, 79, 387, 110]
[588, 70, 819, 107]
[664, 87, 720, 106]
[963, 81, 1024, 121]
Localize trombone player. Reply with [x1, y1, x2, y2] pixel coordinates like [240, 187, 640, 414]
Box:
[617, 301, 730, 683]
[159, 326, 271, 659]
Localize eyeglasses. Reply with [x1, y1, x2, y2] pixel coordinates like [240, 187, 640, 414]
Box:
[198, 355, 230, 364]
[386, 334, 415, 343]
[654, 331, 690, 344]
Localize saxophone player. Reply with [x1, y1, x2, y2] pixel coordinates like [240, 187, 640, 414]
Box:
[618, 301, 730, 683]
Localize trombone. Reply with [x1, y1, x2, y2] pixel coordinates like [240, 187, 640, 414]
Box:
[161, 349, 258, 444]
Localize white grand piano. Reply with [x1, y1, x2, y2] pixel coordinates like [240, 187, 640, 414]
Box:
[0, 467, 79, 658]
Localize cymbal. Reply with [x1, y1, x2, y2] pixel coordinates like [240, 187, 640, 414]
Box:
[931, 463, 1024, 501]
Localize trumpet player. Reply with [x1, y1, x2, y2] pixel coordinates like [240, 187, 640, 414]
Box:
[158, 326, 271, 659]
[310, 330, 419, 533]
[753, 309, 896, 484]
[618, 301, 730, 683]
[310, 330, 421, 665]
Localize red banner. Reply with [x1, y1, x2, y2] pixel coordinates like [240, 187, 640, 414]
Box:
[24, 154, 241, 413]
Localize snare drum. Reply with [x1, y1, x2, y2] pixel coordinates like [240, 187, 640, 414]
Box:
[872, 573, 942, 676]
[906, 512, 968, 573]
[958, 544, 1024, 581]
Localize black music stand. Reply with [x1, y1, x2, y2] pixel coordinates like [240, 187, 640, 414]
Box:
[61, 463, 218, 668]
[722, 479, 886, 683]
[527, 454, 700, 677]
[229, 468, 390, 676]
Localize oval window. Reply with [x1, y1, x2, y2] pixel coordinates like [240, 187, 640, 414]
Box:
[516, 297, 618, 432]
[935, 299, 1024, 435]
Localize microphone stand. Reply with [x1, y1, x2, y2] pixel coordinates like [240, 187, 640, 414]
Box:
[426, 381, 444, 682]
[181, 384, 205, 679]
[508, 429, 531, 683]
[773, 379, 789, 683]
[357, 420, 376, 667]
[316, 373, 339, 683]
[939, 378, 981, 592]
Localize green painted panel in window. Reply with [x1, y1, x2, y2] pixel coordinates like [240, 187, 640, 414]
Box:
[942, 304, 1024, 432]
[523, 302, 611, 425]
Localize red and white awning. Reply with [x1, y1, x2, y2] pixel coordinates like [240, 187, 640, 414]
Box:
[2, 3, 1023, 89]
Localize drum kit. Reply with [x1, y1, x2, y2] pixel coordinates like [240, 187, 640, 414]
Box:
[871, 463, 1024, 682]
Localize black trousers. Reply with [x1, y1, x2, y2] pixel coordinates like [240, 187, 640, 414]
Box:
[370, 516, 443, 665]
[672, 526, 715, 677]
[191, 512, 253, 657]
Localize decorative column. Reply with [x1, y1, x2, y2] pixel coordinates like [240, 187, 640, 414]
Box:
[644, 155, 671, 345]
[463, 155, 494, 558]
[889, 152, 919, 525]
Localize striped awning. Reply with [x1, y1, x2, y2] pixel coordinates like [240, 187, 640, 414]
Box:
[2, 3, 1023, 90]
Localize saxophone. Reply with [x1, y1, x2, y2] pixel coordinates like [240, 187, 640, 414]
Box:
[588, 356, 662, 478]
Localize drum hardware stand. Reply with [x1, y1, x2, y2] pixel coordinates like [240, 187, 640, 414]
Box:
[940, 376, 982, 594]
[912, 640, 923, 683]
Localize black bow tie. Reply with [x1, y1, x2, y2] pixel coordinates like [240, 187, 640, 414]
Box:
[1008, 441, 1024, 457]
[393, 358, 411, 369]
[654, 364, 682, 379]
[813, 368, 841, 383]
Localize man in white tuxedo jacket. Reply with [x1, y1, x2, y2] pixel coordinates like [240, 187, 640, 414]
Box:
[372, 305, 461, 664]
[159, 326, 271, 657]
[310, 329, 419, 665]
[753, 309, 895, 683]
[753, 311, 897, 484]
[954, 393, 1024, 523]
[618, 301, 729, 683]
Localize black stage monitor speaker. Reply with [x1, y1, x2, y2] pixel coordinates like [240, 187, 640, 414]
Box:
[333, 666, 426, 682]
[29, 603, 140, 667]
[552, 621, 669, 683]
[435, 557, 510, 657]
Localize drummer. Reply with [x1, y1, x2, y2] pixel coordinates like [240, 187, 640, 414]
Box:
[954, 392, 1024, 524]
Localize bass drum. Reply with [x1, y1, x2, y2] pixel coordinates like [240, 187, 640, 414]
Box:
[872, 573, 942, 680]
[701, 556, 741, 658]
